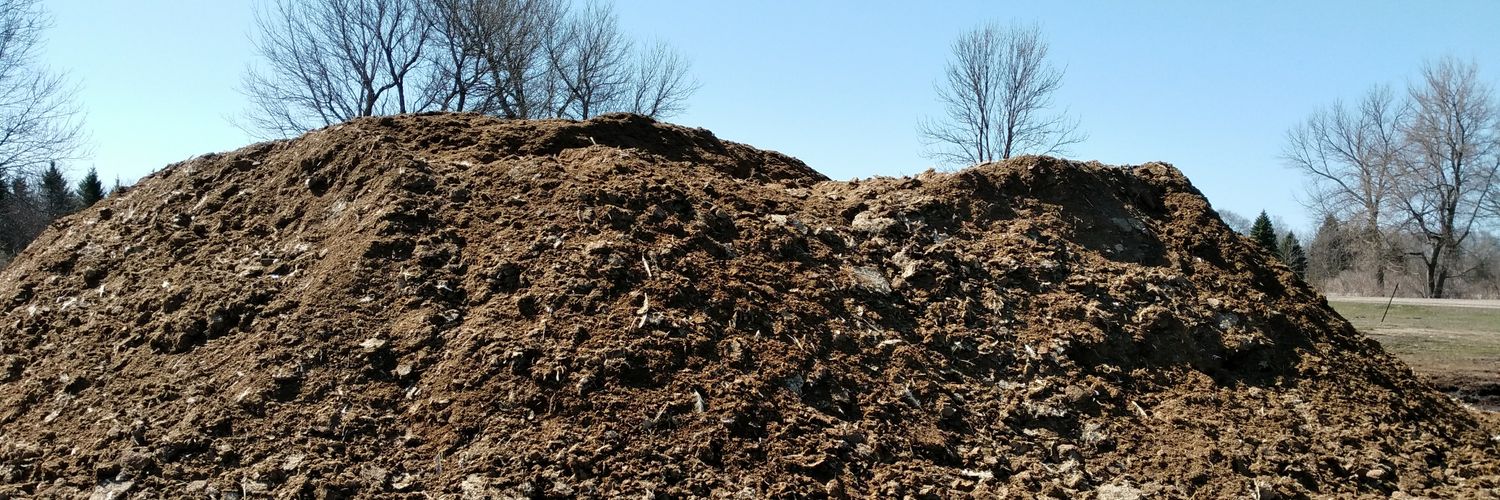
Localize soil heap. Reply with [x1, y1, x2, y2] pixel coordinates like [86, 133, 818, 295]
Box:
[1, 113, 1496, 498]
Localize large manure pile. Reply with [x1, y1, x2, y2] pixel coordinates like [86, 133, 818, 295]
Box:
[0, 113, 1496, 498]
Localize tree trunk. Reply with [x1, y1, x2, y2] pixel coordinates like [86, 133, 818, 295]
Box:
[1365, 213, 1384, 290]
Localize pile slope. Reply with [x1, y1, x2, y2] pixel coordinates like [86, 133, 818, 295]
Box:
[1, 113, 1496, 498]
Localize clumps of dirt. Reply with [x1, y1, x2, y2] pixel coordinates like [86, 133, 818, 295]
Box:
[1, 113, 1496, 498]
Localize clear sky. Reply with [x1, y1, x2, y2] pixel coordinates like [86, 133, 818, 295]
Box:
[41, 1, 1500, 234]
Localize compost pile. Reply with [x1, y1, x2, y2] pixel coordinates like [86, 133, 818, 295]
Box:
[1, 113, 1496, 498]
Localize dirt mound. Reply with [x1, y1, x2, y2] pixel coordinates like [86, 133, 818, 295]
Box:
[1, 113, 1497, 498]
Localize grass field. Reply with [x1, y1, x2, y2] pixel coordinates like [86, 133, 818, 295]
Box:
[1329, 299, 1500, 411]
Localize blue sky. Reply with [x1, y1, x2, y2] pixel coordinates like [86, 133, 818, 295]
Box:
[42, 1, 1500, 234]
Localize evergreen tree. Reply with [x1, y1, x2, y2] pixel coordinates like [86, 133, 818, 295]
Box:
[1279, 231, 1309, 277]
[1249, 211, 1278, 253]
[77, 167, 105, 207]
[10, 177, 29, 199]
[1307, 215, 1352, 283]
[39, 162, 76, 219]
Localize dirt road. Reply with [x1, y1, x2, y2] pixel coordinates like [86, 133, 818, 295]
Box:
[1327, 295, 1500, 310]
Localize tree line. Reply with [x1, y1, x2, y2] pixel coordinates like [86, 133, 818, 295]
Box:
[0, 0, 83, 184]
[1245, 211, 1309, 278]
[0, 164, 107, 264]
[1218, 209, 1310, 279]
[0, 0, 91, 265]
[239, 0, 699, 137]
[1285, 57, 1500, 299]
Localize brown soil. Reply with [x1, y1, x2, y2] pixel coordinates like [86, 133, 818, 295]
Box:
[1, 113, 1497, 498]
[1420, 369, 1500, 413]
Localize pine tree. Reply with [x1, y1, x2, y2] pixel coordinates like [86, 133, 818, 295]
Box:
[1249, 211, 1278, 254]
[1279, 231, 1309, 277]
[10, 177, 28, 201]
[77, 167, 105, 207]
[39, 162, 76, 219]
[1307, 215, 1351, 283]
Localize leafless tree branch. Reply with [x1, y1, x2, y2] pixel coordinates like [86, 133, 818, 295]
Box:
[1393, 57, 1500, 297]
[0, 0, 83, 177]
[1283, 85, 1409, 287]
[243, 0, 700, 133]
[240, 0, 432, 137]
[548, 1, 631, 119]
[626, 39, 697, 119]
[919, 22, 1084, 167]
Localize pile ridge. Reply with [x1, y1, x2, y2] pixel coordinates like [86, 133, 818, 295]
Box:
[0, 113, 1496, 497]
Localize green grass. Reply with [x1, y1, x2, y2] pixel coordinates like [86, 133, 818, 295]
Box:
[1330, 301, 1500, 334]
[1328, 300, 1500, 386]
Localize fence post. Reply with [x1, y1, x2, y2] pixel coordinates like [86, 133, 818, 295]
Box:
[1380, 283, 1399, 323]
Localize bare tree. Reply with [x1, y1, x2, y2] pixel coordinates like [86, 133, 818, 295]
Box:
[439, 0, 694, 120]
[1283, 85, 1408, 289]
[241, 0, 432, 136]
[0, 0, 82, 177]
[1218, 209, 1252, 234]
[919, 22, 1083, 167]
[626, 40, 696, 119]
[1394, 57, 1500, 298]
[436, 0, 569, 120]
[420, 0, 498, 113]
[245, 0, 699, 133]
[549, 1, 631, 119]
